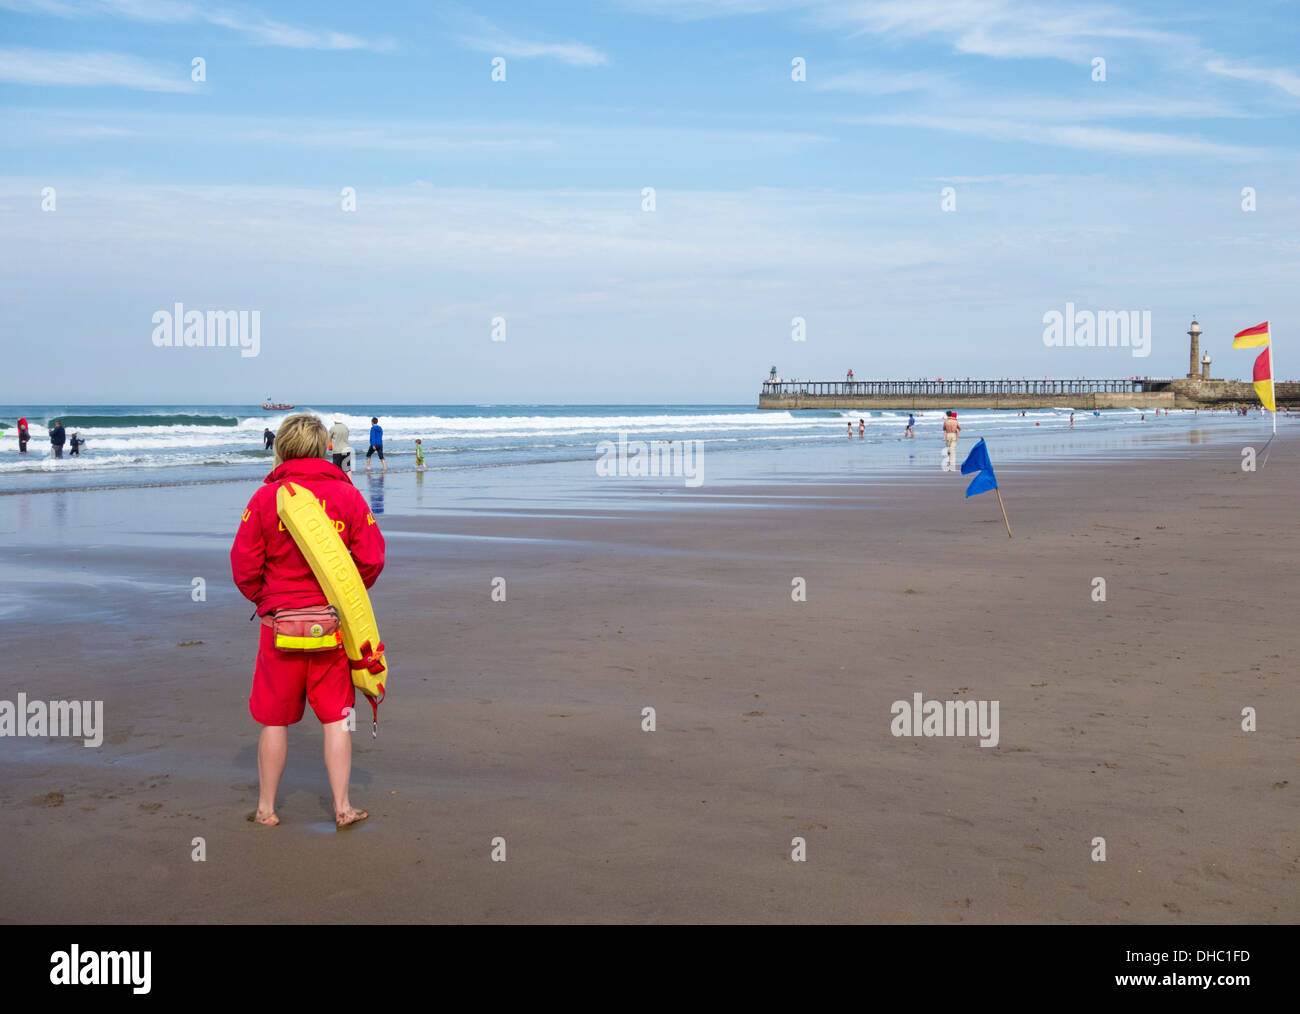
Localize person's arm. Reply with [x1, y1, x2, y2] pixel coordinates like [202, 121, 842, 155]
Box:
[347, 492, 386, 588]
[230, 496, 268, 604]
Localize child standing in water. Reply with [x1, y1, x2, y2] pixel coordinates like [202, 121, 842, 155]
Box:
[231, 414, 385, 829]
[414, 438, 425, 471]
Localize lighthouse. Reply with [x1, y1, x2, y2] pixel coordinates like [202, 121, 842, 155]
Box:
[1187, 319, 1202, 379]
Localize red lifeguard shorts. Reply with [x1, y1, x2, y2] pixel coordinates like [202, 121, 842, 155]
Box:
[249, 624, 355, 726]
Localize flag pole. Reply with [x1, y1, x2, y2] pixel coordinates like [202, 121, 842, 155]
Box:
[995, 488, 1012, 538]
[1268, 334, 1277, 435]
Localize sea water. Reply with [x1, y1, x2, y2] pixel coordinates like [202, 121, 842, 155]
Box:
[0, 403, 1278, 499]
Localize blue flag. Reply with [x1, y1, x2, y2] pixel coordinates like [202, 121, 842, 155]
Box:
[960, 438, 999, 498]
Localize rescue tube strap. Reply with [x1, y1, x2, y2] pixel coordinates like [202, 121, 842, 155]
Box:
[348, 639, 387, 675]
[362, 685, 385, 738]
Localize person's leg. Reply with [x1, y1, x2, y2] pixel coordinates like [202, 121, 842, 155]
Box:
[256, 725, 287, 824]
[322, 720, 366, 824]
[380, 446, 386, 471]
[249, 625, 307, 824]
[309, 653, 366, 827]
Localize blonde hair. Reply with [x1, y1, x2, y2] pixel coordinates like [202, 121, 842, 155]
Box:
[273, 413, 329, 467]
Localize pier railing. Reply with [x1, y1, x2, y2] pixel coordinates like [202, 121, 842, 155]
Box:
[761, 378, 1167, 397]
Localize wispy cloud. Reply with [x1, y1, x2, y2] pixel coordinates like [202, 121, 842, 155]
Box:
[200, 10, 395, 51]
[0, 48, 196, 91]
[0, 0, 396, 51]
[813, 68, 948, 95]
[627, 0, 1185, 64]
[440, 6, 609, 67]
[1042, 123, 1262, 158]
[839, 94, 1253, 125]
[456, 30, 609, 67]
[864, 112, 1266, 159]
[1205, 58, 1300, 99]
[0, 108, 828, 157]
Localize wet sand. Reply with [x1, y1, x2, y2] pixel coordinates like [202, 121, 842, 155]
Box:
[1, 436, 1297, 923]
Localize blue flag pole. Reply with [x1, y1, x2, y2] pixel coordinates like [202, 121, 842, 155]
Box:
[994, 485, 1012, 539]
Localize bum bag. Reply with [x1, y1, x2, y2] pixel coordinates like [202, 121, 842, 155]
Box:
[265, 606, 343, 652]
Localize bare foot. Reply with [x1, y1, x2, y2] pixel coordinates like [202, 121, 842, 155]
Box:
[248, 808, 279, 826]
[335, 807, 368, 830]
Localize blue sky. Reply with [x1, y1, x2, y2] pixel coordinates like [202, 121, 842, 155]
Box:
[1, 0, 1297, 403]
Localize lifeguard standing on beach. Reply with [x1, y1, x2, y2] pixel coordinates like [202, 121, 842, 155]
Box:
[231, 414, 385, 829]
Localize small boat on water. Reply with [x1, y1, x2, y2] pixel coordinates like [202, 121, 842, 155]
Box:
[262, 399, 295, 411]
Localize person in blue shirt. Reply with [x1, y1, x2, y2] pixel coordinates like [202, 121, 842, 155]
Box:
[366, 417, 386, 472]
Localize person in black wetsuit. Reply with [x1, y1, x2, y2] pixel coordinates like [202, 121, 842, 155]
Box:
[69, 432, 83, 456]
[263, 428, 275, 450]
[49, 420, 66, 459]
[17, 417, 29, 453]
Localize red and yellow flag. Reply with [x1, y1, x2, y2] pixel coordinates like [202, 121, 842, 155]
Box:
[1233, 321, 1270, 348]
[1252, 348, 1276, 411]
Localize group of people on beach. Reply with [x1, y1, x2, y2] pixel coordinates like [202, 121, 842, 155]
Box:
[264, 415, 427, 477]
[842, 412, 933, 449]
[11, 417, 84, 458]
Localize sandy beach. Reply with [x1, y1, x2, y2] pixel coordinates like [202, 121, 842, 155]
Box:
[1, 430, 1296, 924]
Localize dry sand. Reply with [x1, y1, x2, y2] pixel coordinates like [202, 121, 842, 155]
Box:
[2, 438, 1296, 923]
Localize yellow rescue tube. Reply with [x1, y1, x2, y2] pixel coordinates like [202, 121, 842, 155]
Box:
[275, 480, 388, 702]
